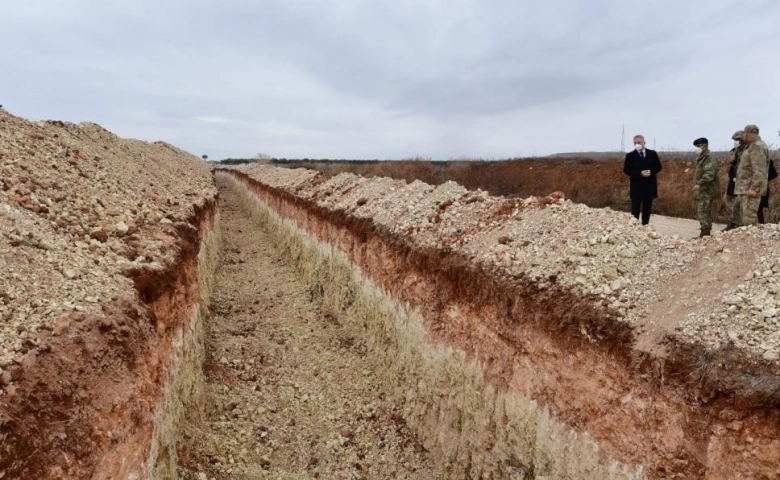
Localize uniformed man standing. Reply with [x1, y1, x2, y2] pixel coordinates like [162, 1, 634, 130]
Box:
[723, 130, 746, 231]
[691, 137, 719, 237]
[734, 124, 770, 227]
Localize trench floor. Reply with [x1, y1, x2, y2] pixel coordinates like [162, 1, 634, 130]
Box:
[177, 182, 439, 479]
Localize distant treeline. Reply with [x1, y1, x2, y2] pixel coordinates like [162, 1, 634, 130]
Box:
[214, 157, 487, 165]
[213, 151, 744, 166]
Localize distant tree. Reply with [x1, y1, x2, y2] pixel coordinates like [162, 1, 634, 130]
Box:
[218, 158, 260, 165]
[202, 154, 208, 161]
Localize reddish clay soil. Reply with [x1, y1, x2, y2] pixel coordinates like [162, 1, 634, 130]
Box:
[0, 201, 217, 479]
[221, 168, 780, 480]
[177, 182, 439, 479]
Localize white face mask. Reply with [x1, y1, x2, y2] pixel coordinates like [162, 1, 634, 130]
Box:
[733, 140, 741, 147]
[695, 147, 703, 154]
[634, 143, 644, 151]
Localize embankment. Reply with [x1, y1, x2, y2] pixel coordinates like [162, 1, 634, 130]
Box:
[0, 109, 219, 479]
[218, 164, 780, 479]
[278, 156, 780, 223]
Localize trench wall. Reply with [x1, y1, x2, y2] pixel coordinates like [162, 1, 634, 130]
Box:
[218, 168, 780, 480]
[141, 209, 221, 479]
[0, 109, 222, 479]
[0, 201, 220, 479]
[217, 171, 640, 479]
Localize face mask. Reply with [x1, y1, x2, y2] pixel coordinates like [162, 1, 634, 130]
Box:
[634, 143, 643, 151]
[734, 140, 741, 147]
[695, 147, 702, 154]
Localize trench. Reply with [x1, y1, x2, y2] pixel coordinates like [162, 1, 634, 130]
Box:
[2, 165, 778, 479]
[192, 173, 640, 479]
[205, 169, 780, 479]
[176, 178, 440, 479]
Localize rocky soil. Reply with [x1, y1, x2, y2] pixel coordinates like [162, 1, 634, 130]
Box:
[0, 107, 216, 478]
[227, 164, 780, 362]
[0, 108, 215, 376]
[2, 100, 778, 477]
[178, 181, 439, 479]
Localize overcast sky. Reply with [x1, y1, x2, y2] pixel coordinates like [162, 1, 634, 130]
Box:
[1, 1, 778, 159]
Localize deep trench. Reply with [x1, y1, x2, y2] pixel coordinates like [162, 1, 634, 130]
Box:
[203, 170, 780, 479]
[197, 173, 642, 479]
[2, 171, 779, 479]
[176, 178, 442, 479]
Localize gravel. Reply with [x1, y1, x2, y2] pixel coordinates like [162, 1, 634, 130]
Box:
[677, 226, 780, 355]
[0, 108, 215, 372]
[226, 164, 780, 362]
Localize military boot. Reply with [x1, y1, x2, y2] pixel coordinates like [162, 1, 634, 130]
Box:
[722, 222, 739, 232]
[699, 228, 711, 238]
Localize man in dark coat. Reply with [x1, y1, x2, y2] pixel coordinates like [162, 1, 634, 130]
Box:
[623, 134, 663, 225]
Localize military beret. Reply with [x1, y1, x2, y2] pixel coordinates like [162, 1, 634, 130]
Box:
[744, 124, 759, 134]
[732, 130, 744, 140]
[693, 137, 708, 146]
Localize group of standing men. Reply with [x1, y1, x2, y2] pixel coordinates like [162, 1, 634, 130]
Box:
[722, 126, 776, 231]
[623, 124, 772, 237]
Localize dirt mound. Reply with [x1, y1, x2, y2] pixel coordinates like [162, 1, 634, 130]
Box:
[283, 155, 780, 223]
[226, 164, 780, 363]
[0, 108, 218, 478]
[222, 164, 780, 478]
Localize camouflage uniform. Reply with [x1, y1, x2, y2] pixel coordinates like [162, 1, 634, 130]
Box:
[724, 138, 746, 230]
[693, 148, 719, 233]
[734, 135, 770, 226]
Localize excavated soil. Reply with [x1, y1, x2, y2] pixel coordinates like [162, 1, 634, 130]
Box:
[216, 165, 780, 479]
[3, 105, 780, 479]
[178, 180, 439, 479]
[0, 108, 218, 479]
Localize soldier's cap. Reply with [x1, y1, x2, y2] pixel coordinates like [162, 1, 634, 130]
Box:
[693, 137, 708, 146]
[744, 124, 759, 134]
[731, 130, 744, 140]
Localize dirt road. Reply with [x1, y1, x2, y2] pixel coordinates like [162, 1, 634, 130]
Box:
[177, 181, 439, 479]
[648, 213, 724, 238]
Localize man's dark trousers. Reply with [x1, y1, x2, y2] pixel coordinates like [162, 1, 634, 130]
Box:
[631, 198, 653, 225]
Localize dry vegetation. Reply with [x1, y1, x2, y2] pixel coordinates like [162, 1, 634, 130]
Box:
[213, 172, 642, 479]
[218, 164, 780, 478]
[280, 156, 780, 223]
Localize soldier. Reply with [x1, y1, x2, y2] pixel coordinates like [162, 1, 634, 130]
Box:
[734, 124, 770, 226]
[722, 130, 746, 231]
[758, 154, 777, 224]
[691, 137, 719, 237]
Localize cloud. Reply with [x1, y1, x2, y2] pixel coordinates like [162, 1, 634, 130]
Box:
[1, 0, 778, 159]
